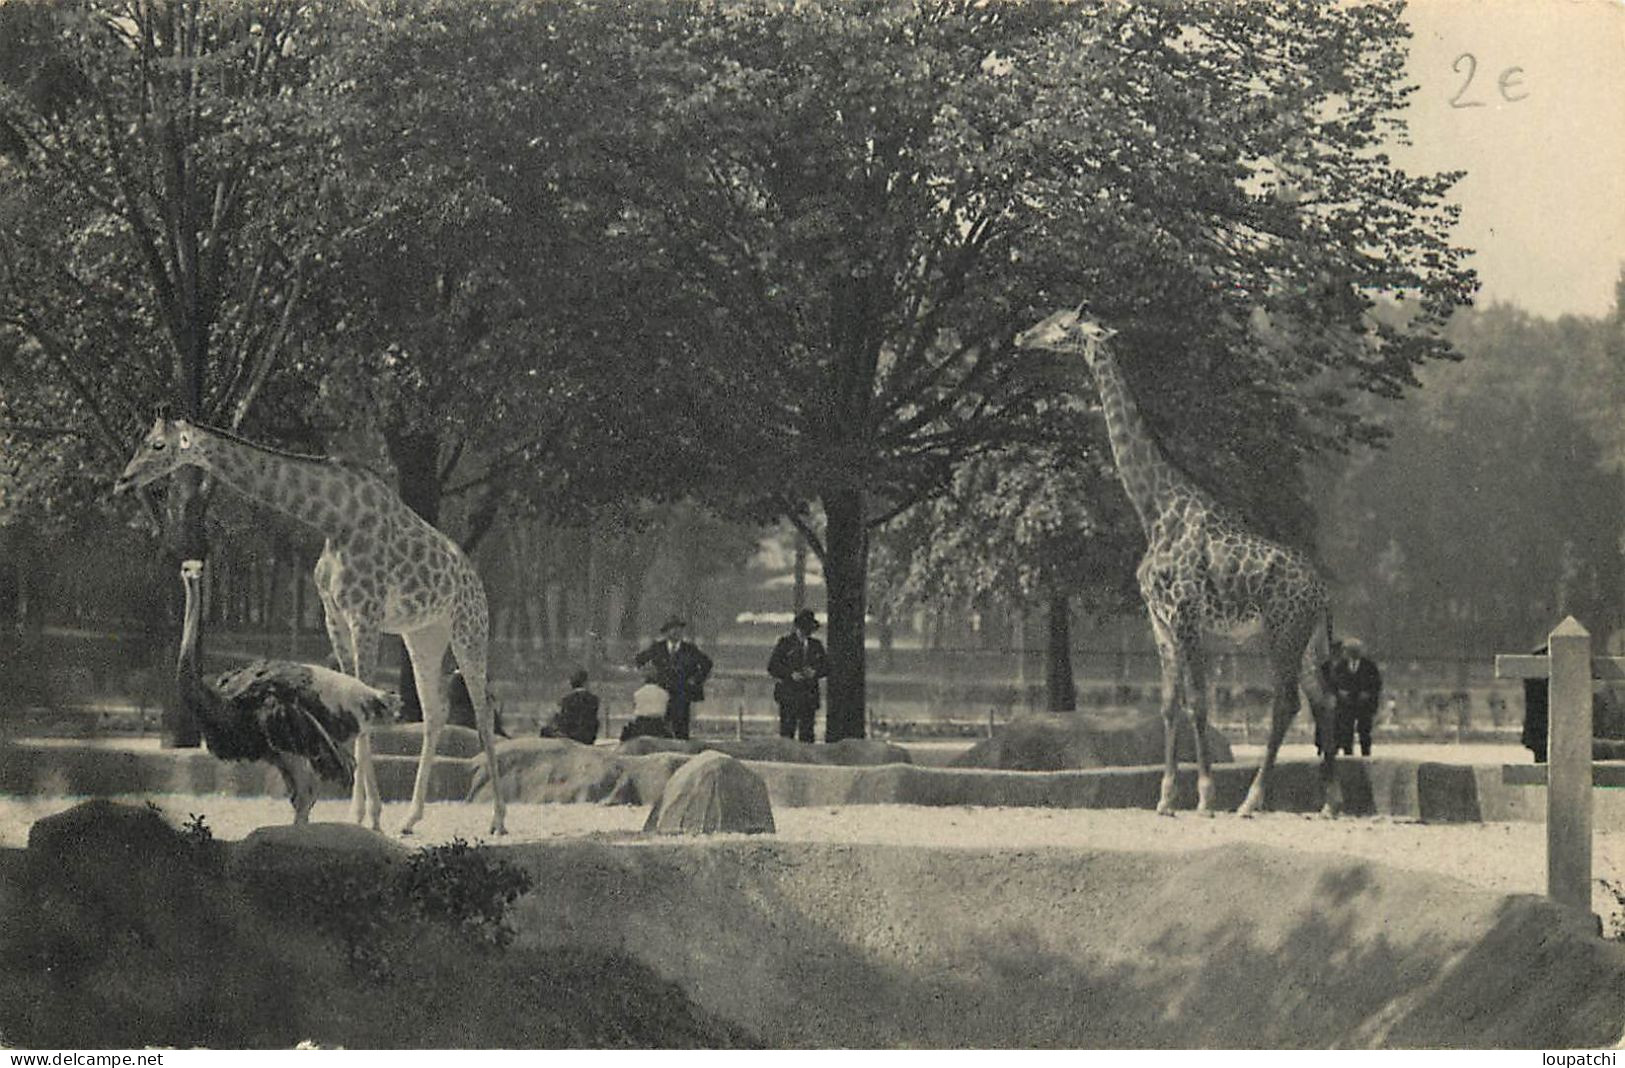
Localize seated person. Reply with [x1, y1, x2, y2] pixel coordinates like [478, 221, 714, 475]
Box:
[620, 663, 676, 743]
[539, 669, 600, 745]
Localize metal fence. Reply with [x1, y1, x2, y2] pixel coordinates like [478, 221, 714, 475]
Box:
[4, 627, 1616, 745]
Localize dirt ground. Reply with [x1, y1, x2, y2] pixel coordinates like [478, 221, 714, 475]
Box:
[4, 792, 1624, 1048]
[3, 792, 1618, 926]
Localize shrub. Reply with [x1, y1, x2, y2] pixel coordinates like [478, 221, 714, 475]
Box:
[397, 837, 534, 950]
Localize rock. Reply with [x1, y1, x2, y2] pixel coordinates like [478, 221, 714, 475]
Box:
[605, 752, 690, 806]
[822, 737, 914, 766]
[709, 736, 823, 764]
[27, 798, 195, 872]
[643, 750, 775, 835]
[950, 713, 1234, 771]
[229, 822, 406, 884]
[618, 735, 911, 766]
[617, 735, 702, 757]
[468, 737, 628, 804]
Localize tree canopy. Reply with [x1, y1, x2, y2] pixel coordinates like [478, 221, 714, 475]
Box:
[1, 0, 1480, 742]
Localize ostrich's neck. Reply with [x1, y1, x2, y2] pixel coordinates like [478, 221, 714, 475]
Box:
[177, 577, 208, 707]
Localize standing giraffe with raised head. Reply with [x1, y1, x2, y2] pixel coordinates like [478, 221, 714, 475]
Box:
[116, 417, 508, 835]
[1016, 307, 1338, 817]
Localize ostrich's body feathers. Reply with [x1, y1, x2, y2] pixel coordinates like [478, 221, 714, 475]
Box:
[194, 661, 395, 787]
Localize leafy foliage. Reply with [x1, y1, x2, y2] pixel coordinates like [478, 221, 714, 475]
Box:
[397, 836, 535, 951]
[256, 836, 534, 984]
[1318, 294, 1624, 655]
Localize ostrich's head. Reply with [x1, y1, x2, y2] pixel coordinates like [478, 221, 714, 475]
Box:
[114, 417, 198, 495]
[177, 559, 205, 672]
[1014, 305, 1118, 368]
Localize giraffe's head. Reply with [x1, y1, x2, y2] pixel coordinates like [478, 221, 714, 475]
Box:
[1014, 305, 1118, 367]
[114, 416, 200, 494]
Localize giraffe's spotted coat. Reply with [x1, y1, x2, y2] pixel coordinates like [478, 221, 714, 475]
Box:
[115, 418, 508, 836]
[1017, 309, 1338, 817]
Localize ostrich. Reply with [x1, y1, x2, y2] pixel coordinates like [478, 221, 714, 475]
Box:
[177, 559, 398, 825]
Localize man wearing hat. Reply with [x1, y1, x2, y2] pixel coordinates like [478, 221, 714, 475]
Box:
[1329, 637, 1383, 757]
[767, 609, 830, 744]
[634, 615, 714, 740]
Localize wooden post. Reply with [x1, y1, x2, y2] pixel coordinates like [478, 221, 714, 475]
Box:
[1546, 617, 1592, 913]
[1495, 617, 1625, 915]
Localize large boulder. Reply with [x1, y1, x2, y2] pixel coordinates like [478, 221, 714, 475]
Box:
[643, 750, 775, 835]
[229, 822, 406, 885]
[950, 713, 1234, 771]
[9, 801, 302, 1048]
[468, 737, 628, 804]
[603, 752, 691, 806]
[466, 740, 689, 805]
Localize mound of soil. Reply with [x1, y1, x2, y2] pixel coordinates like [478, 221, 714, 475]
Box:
[951, 713, 1234, 771]
[511, 837, 1625, 1049]
[0, 800, 753, 1049]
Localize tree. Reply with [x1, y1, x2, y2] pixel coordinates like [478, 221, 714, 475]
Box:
[872, 410, 1141, 712]
[0, 0, 344, 742]
[603, 0, 1474, 739]
[1318, 300, 1624, 656]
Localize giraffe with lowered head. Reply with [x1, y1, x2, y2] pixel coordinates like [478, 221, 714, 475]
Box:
[116, 417, 508, 835]
[1016, 307, 1338, 817]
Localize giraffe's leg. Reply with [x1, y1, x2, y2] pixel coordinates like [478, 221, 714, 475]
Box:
[348, 623, 384, 831]
[451, 630, 507, 837]
[1238, 635, 1305, 818]
[1179, 635, 1215, 816]
[318, 583, 368, 822]
[1149, 613, 1185, 817]
[399, 622, 451, 837]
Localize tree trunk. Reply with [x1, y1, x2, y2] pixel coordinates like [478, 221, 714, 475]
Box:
[616, 535, 659, 645]
[792, 531, 808, 613]
[388, 427, 444, 720]
[821, 488, 869, 742]
[1045, 589, 1077, 713]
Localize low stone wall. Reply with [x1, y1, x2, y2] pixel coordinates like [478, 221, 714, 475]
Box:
[2, 735, 1621, 826]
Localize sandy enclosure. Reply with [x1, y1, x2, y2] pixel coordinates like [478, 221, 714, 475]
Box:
[4, 792, 1621, 927]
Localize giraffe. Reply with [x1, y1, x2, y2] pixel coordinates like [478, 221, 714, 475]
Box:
[1015, 307, 1339, 818]
[115, 417, 508, 835]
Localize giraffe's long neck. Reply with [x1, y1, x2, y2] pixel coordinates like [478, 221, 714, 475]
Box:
[1086, 345, 1197, 535]
[188, 429, 358, 539]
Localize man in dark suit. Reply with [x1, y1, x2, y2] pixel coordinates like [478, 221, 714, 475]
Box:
[768, 609, 829, 744]
[634, 615, 713, 740]
[1329, 637, 1383, 757]
[540, 668, 600, 745]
